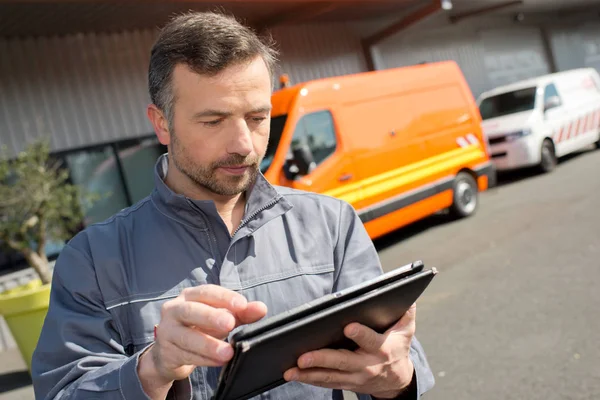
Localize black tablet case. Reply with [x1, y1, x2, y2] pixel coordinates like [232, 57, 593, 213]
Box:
[213, 261, 436, 400]
[232, 261, 425, 342]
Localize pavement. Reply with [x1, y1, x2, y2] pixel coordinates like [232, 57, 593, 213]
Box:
[0, 349, 32, 400]
[1, 146, 599, 400]
[374, 147, 600, 400]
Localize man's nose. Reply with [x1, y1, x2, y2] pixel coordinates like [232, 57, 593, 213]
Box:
[228, 119, 254, 157]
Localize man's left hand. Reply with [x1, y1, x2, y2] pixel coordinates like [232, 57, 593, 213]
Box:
[283, 303, 417, 399]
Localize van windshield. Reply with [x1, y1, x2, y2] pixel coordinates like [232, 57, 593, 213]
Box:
[479, 87, 537, 120]
[260, 114, 288, 173]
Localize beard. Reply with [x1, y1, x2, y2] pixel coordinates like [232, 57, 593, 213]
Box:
[170, 132, 262, 197]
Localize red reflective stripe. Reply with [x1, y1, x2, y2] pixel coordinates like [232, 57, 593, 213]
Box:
[582, 114, 590, 134]
[456, 137, 469, 148]
[466, 133, 479, 146]
[571, 119, 580, 139]
[557, 126, 566, 143]
[588, 111, 596, 132]
[578, 115, 587, 137]
[558, 126, 564, 143]
[565, 121, 574, 140]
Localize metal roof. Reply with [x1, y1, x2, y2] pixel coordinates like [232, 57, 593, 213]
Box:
[3, 0, 600, 39]
[0, 0, 425, 38]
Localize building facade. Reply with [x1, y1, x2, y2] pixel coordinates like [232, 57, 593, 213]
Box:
[1, 0, 599, 271]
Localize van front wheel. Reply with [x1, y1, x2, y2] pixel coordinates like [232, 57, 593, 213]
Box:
[540, 139, 557, 173]
[449, 172, 478, 219]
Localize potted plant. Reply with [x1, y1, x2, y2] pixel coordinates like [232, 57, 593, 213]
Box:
[0, 139, 94, 372]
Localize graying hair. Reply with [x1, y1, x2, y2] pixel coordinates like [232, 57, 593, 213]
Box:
[148, 11, 279, 127]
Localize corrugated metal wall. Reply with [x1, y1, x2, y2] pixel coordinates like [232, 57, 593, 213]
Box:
[550, 22, 600, 73]
[479, 28, 550, 89]
[0, 30, 157, 155]
[0, 22, 365, 155]
[377, 30, 491, 99]
[375, 24, 551, 99]
[3, 15, 598, 156]
[550, 28, 587, 72]
[270, 22, 366, 84]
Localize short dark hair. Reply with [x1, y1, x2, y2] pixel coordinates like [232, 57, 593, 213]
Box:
[148, 11, 279, 124]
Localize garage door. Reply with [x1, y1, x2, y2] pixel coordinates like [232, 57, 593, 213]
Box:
[375, 26, 551, 98]
[550, 22, 600, 73]
[376, 30, 491, 98]
[480, 28, 551, 88]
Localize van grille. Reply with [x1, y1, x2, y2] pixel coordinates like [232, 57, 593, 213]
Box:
[489, 136, 506, 145]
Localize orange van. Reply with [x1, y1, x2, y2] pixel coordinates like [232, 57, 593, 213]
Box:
[261, 60, 495, 240]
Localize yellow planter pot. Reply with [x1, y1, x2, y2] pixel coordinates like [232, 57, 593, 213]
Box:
[0, 279, 50, 372]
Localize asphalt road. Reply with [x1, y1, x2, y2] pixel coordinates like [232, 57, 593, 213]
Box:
[372, 146, 600, 400]
[2, 147, 599, 400]
[0, 349, 32, 400]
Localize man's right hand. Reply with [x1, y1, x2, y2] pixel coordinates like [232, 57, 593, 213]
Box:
[137, 285, 268, 399]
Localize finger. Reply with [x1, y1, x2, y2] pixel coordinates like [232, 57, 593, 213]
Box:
[164, 324, 235, 364]
[297, 349, 363, 372]
[191, 317, 236, 340]
[236, 301, 268, 326]
[344, 323, 385, 353]
[161, 339, 229, 368]
[182, 285, 248, 314]
[171, 301, 236, 334]
[386, 303, 417, 334]
[284, 367, 355, 389]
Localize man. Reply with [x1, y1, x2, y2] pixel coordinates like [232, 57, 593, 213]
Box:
[31, 11, 435, 400]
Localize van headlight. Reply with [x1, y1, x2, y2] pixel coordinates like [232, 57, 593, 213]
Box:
[505, 128, 532, 141]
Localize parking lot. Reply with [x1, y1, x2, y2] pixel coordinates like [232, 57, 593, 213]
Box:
[2, 147, 599, 400]
[375, 146, 600, 400]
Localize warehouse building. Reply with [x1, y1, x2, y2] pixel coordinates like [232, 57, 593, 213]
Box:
[1, 0, 599, 270]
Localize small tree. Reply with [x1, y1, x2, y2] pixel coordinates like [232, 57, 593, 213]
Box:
[0, 139, 94, 285]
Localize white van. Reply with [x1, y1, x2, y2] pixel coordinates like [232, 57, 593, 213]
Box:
[477, 68, 600, 173]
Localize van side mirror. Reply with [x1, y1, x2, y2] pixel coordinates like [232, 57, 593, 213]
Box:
[283, 144, 315, 180]
[282, 161, 299, 181]
[544, 96, 561, 111]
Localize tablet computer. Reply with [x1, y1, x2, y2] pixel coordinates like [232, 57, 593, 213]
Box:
[213, 261, 437, 400]
[231, 260, 425, 342]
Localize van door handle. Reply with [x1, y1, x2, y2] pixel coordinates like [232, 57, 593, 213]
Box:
[339, 174, 353, 182]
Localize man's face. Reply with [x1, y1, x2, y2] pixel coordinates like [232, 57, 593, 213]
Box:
[166, 56, 272, 196]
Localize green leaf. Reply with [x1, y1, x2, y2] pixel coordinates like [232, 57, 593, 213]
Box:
[0, 139, 98, 284]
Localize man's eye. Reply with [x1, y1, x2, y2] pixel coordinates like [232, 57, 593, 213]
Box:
[202, 120, 222, 127]
[250, 117, 267, 123]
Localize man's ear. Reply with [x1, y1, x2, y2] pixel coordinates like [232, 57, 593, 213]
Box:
[147, 104, 171, 145]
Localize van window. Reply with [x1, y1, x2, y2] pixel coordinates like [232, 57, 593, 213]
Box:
[260, 114, 288, 173]
[479, 87, 537, 120]
[543, 83, 562, 106]
[290, 110, 337, 168]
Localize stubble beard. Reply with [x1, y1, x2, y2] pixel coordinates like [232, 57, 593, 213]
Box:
[170, 131, 262, 197]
